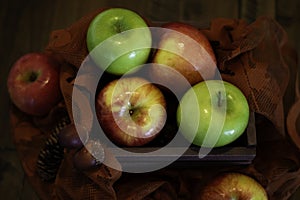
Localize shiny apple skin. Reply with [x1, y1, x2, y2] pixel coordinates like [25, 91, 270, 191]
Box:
[7, 53, 61, 116]
[96, 77, 167, 146]
[86, 8, 152, 75]
[198, 173, 268, 200]
[150, 22, 217, 94]
[177, 80, 249, 147]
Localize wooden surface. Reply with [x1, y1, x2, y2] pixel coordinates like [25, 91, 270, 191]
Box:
[0, 0, 299, 199]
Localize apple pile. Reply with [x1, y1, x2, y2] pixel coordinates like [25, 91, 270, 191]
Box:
[86, 8, 250, 148]
[6, 7, 268, 198]
[7, 8, 250, 149]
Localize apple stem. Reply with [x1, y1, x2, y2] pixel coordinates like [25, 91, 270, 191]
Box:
[29, 72, 38, 82]
[217, 91, 222, 107]
[129, 109, 134, 116]
[114, 21, 123, 34]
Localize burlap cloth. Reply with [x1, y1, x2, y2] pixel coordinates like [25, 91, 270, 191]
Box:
[10, 8, 300, 200]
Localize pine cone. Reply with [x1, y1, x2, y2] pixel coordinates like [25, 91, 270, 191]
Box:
[37, 116, 70, 182]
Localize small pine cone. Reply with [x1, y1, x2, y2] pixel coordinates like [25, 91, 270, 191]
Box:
[36, 116, 70, 182]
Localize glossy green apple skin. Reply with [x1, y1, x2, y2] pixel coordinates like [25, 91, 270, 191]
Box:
[199, 173, 268, 200]
[86, 8, 152, 75]
[177, 80, 250, 147]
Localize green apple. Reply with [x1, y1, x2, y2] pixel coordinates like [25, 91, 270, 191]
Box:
[86, 8, 152, 75]
[176, 80, 249, 147]
[199, 173, 268, 200]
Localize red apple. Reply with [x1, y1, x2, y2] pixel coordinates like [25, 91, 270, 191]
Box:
[95, 77, 167, 146]
[7, 53, 62, 116]
[198, 173, 268, 200]
[149, 22, 217, 94]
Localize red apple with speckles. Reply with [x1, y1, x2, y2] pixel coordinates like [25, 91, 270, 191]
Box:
[7, 53, 61, 116]
[95, 77, 167, 146]
[149, 22, 217, 94]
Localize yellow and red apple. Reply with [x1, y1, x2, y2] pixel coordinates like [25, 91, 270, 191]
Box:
[149, 22, 217, 94]
[95, 77, 167, 146]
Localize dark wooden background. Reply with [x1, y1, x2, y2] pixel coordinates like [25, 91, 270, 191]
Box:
[0, 0, 299, 199]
